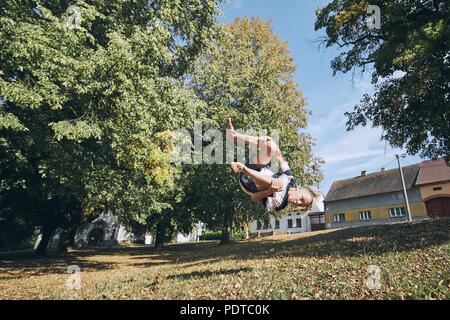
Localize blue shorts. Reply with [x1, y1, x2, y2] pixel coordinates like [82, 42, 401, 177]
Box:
[238, 162, 268, 194]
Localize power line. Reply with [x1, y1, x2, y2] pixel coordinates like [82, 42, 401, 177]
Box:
[379, 158, 397, 171]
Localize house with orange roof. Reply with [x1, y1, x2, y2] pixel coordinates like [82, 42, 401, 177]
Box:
[416, 158, 450, 218]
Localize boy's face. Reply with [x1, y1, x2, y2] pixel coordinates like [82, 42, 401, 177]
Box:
[288, 188, 313, 209]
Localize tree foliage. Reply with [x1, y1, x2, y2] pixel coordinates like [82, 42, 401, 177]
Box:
[315, 0, 450, 159]
[0, 0, 222, 253]
[188, 17, 324, 242]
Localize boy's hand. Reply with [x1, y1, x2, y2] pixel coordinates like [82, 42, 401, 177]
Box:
[270, 178, 284, 192]
[230, 162, 245, 173]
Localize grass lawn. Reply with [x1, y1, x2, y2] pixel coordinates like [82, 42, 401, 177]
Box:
[1, 219, 449, 300]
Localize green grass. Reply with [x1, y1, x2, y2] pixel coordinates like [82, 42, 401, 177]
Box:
[1, 219, 449, 300]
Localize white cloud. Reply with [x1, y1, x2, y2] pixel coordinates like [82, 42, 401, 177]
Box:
[308, 74, 373, 135]
[304, 74, 400, 191]
[307, 75, 387, 167]
[316, 125, 385, 163]
[336, 152, 395, 175]
[231, 0, 244, 9]
[307, 105, 348, 139]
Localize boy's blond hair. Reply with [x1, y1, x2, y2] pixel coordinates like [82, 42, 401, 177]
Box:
[274, 187, 321, 216]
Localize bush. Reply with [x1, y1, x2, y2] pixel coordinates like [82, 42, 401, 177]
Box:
[199, 229, 247, 241]
[199, 230, 222, 241]
[232, 229, 246, 240]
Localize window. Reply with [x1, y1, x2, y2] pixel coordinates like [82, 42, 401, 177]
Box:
[359, 211, 372, 221]
[275, 219, 280, 229]
[392, 192, 402, 201]
[263, 221, 271, 230]
[333, 213, 345, 223]
[256, 221, 262, 230]
[296, 219, 302, 228]
[287, 219, 293, 228]
[433, 187, 442, 191]
[311, 215, 325, 224]
[389, 207, 406, 218]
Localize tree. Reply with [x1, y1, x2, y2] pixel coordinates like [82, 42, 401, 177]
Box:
[189, 17, 324, 243]
[182, 163, 257, 244]
[315, 0, 450, 159]
[0, 0, 222, 254]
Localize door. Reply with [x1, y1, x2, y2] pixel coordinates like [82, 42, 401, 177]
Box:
[310, 214, 326, 231]
[88, 228, 105, 246]
[425, 197, 450, 217]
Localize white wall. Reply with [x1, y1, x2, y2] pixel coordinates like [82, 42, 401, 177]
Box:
[250, 212, 311, 234]
[116, 225, 134, 242]
[176, 233, 192, 243]
[175, 223, 205, 243]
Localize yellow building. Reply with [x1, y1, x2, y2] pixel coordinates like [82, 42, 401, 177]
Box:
[324, 163, 427, 229]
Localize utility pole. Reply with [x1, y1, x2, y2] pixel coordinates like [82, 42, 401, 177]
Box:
[395, 154, 412, 222]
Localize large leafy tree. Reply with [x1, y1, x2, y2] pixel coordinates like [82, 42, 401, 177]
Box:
[0, 0, 221, 254]
[315, 0, 450, 159]
[189, 17, 324, 243]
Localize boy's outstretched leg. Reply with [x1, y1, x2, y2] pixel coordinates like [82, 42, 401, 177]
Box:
[226, 118, 281, 165]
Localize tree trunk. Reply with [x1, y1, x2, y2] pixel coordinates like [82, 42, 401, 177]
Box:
[220, 227, 231, 244]
[154, 221, 165, 249]
[220, 211, 233, 245]
[61, 229, 76, 253]
[35, 226, 56, 256]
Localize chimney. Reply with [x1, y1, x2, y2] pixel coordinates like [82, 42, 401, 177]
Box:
[361, 170, 367, 176]
[381, 167, 386, 172]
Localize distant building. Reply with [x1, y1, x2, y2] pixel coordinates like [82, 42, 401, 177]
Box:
[325, 164, 426, 229]
[42, 212, 205, 249]
[144, 223, 206, 244]
[74, 211, 136, 247]
[250, 211, 312, 235]
[249, 196, 325, 236]
[416, 158, 450, 217]
[324, 158, 450, 229]
[175, 223, 206, 243]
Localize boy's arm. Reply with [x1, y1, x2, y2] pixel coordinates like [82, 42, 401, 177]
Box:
[251, 187, 277, 203]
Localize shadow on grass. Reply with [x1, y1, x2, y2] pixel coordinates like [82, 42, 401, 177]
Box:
[126, 219, 450, 267]
[167, 266, 253, 280]
[0, 253, 117, 279]
[1, 219, 448, 278]
[120, 219, 450, 270]
[233, 218, 450, 259]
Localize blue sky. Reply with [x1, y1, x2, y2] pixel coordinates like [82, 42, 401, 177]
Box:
[220, 0, 422, 194]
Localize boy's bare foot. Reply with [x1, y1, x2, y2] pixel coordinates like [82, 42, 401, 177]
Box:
[226, 118, 237, 141]
[230, 162, 245, 173]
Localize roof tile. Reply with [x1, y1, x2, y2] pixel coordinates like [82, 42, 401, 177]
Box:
[325, 164, 420, 202]
[416, 158, 450, 185]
